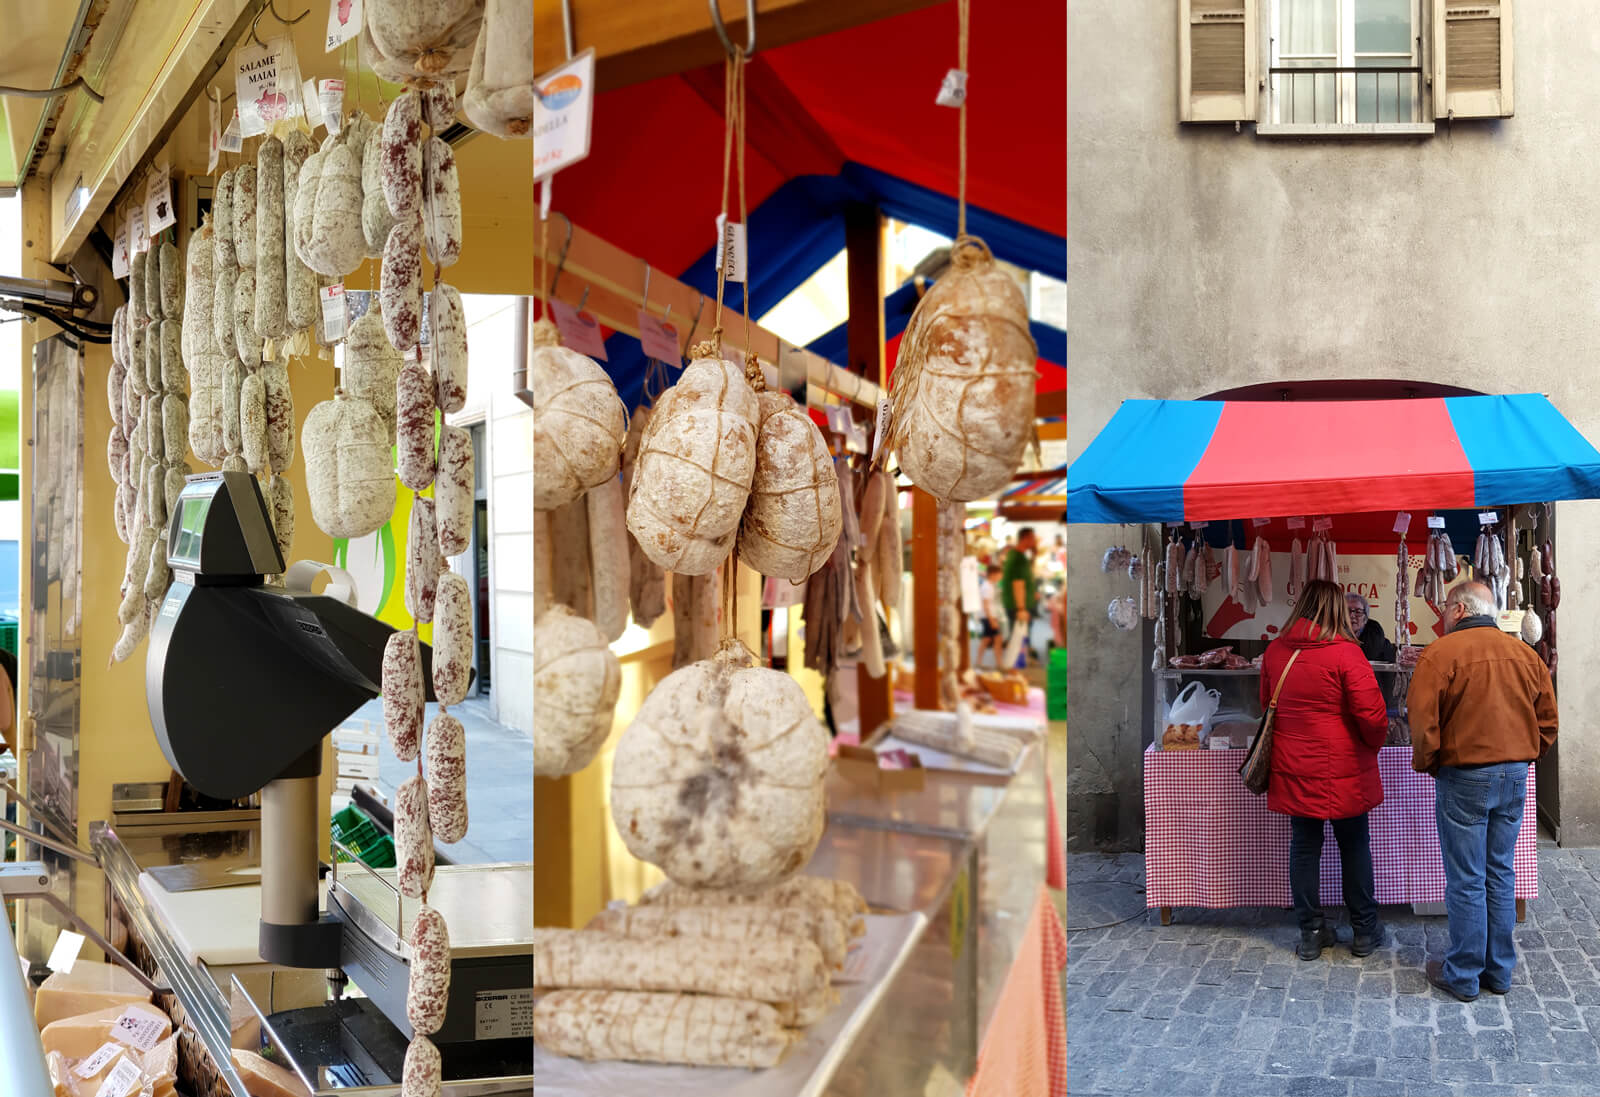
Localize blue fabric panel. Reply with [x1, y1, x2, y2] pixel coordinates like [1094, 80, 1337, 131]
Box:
[1066, 401, 1224, 524]
[1444, 395, 1600, 505]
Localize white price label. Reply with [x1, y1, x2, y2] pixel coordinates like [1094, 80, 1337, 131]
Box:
[235, 35, 304, 137]
[1164, 521, 1182, 528]
[74, 1042, 124, 1079]
[1428, 516, 1447, 529]
[714, 214, 747, 283]
[302, 78, 323, 128]
[207, 96, 221, 175]
[127, 203, 146, 254]
[1286, 516, 1307, 529]
[551, 300, 609, 360]
[1251, 517, 1271, 527]
[1312, 517, 1334, 532]
[1393, 512, 1411, 534]
[870, 397, 892, 460]
[320, 78, 345, 133]
[534, 48, 596, 181]
[110, 1006, 166, 1051]
[112, 222, 130, 279]
[145, 164, 176, 236]
[94, 1057, 142, 1097]
[636, 310, 681, 362]
[220, 110, 243, 153]
[1479, 511, 1500, 524]
[326, 0, 363, 50]
[319, 284, 347, 342]
[936, 68, 968, 108]
[1191, 521, 1209, 529]
[47, 929, 84, 973]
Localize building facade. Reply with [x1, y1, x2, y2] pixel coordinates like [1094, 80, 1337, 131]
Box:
[1065, 0, 1600, 847]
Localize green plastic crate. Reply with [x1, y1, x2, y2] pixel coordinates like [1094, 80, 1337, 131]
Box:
[1047, 647, 1067, 721]
[332, 805, 396, 868]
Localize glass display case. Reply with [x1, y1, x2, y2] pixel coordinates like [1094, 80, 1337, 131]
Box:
[1151, 662, 1413, 751]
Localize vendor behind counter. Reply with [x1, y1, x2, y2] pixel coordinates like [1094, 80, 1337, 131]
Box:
[1345, 593, 1396, 664]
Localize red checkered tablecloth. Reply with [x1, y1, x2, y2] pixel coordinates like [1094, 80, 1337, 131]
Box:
[1144, 746, 1539, 909]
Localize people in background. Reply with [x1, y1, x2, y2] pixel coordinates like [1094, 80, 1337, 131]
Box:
[1346, 592, 1397, 663]
[978, 564, 1004, 668]
[0, 647, 15, 758]
[1408, 580, 1557, 1003]
[999, 527, 1038, 663]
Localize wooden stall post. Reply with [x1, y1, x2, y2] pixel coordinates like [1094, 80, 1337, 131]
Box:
[912, 487, 941, 711]
[848, 203, 893, 738]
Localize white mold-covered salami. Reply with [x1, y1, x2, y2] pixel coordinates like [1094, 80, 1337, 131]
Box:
[144, 398, 165, 473]
[405, 904, 452, 1035]
[121, 369, 139, 441]
[213, 169, 237, 270]
[423, 83, 456, 130]
[627, 352, 758, 576]
[396, 358, 436, 490]
[212, 256, 238, 361]
[222, 454, 247, 473]
[129, 250, 148, 324]
[425, 713, 467, 844]
[306, 145, 367, 277]
[380, 213, 424, 351]
[262, 362, 293, 472]
[434, 426, 472, 557]
[282, 132, 319, 333]
[401, 1035, 441, 1097]
[292, 149, 325, 268]
[160, 318, 185, 392]
[369, 0, 481, 75]
[532, 321, 626, 510]
[383, 630, 424, 762]
[144, 246, 162, 321]
[187, 350, 225, 465]
[421, 137, 461, 268]
[463, 0, 534, 138]
[240, 372, 268, 475]
[233, 163, 257, 269]
[395, 774, 435, 899]
[107, 426, 129, 484]
[108, 359, 127, 423]
[534, 604, 621, 778]
[163, 394, 189, 466]
[183, 221, 214, 362]
[738, 391, 842, 582]
[113, 601, 151, 662]
[381, 92, 423, 221]
[267, 472, 293, 565]
[253, 137, 287, 339]
[302, 394, 398, 538]
[114, 487, 128, 544]
[361, 123, 397, 259]
[345, 304, 404, 440]
[885, 238, 1038, 502]
[112, 305, 127, 367]
[159, 240, 181, 319]
[166, 464, 190, 518]
[222, 359, 243, 455]
[430, 283, 466, 412]
[145, 318, 164, 395]
[432, 570, 471, 705]
[551, 497, 592, 618]
[407, 497, 440, 623]
[128, 324, 150, 396]
[234, 268, 262, 367]
[145, 461, 168, 531]
[587, 474, 629, 642]
[362, 13, 478, 85]
[144, 533, 171, 601]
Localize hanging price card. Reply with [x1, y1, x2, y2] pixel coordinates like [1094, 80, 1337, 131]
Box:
[636, 310, 681, 362]
[320, 78, 345, 133]
[870, 397, 893, 461]
[146, 163, 176, 236]
[1312, 517, 1334, 532]
[74, 1043, 124, 1079]
[47, 929, 84, 973]
[1393, 512, 1411, 534]
[319, 284, 347, 342]
[111, 221, 129, 279]
[110, 1007, 167, 1051]
[220, 110, 243, 153]
[1479, 511, 1500, 525]
[127, 203, 146, 254]
[1428, 516, 1447, 529]
[551, 300, 608, 360]
[936, 68, 968, 108]
[326, 0, 363, 50]
[207, 95, 221, 174]
[1251, 517, 1271, 527]
[714, 213, 747, 283]
[1286, 516, 1307, 529]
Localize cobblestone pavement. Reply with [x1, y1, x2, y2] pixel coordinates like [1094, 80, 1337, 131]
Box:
[1068, 846, 1600, 1096]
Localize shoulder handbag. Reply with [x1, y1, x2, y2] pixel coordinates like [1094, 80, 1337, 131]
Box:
[1238, 649, 1302, 796]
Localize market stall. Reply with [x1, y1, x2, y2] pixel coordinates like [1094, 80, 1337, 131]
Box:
[1067, 393, 1600, 922]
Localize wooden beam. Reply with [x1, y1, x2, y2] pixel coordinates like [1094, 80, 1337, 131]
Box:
[849, 204, 892, 737]
[911, 487, 940, 711]
[540, 0, 945, 94]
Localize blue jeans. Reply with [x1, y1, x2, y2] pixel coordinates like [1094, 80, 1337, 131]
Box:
[1434, 762, 1528, 996]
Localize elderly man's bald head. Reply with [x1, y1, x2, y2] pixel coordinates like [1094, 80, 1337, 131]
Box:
[1445, 581, 1496, 624]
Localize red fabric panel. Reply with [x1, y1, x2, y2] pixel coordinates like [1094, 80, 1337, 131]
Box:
[1184, 400, 1476, 519]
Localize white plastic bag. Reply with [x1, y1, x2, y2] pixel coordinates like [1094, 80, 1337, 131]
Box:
[1166, 681, 1221, 727]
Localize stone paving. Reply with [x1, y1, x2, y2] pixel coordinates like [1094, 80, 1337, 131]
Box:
[1067, 846, 1600, 1097]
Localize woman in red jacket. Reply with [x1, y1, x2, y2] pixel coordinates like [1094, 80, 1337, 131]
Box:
[1259, 579, 1390, 960]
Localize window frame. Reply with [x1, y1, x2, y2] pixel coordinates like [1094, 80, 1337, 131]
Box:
[1267, 0, 1424, 127]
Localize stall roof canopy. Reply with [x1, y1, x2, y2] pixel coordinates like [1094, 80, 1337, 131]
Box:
[1067, 395, 1600, 524]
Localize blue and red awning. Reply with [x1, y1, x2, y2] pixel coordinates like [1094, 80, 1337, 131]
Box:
[1067, 395, 1600, 524]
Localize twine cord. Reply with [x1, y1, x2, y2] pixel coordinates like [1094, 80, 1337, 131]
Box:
[957, 0, 969, 239]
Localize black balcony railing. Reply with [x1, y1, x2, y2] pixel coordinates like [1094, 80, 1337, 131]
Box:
[1269, 65, 1423, 125]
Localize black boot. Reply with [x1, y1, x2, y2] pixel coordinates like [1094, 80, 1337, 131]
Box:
[1298, 924, 1335, 961]
[1351, 923, 1386, 958]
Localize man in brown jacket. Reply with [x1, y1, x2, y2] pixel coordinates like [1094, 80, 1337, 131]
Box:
[1407, 580, 1557, 1004]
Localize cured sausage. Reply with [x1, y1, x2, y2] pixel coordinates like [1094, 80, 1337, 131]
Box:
[362, 123, 397, 258]
[144, 246, 162, 321]
[396, 358, 436, 490]
[434, 426, 472, 557]
[163, 394, 189, 466]
[381, 213, 424, 351]
[267, 472, 293, 566]
[253, 137, 288, 340]
[221, 359, 243, 456]
[291, 149, 325, 268]
[344, 303, 404, 441]
[144, 317, 164, 395]
[401, 1035, 440, 1097]
[262, 362, 294, 472]
[423, 82, 456, 130]
[114, 486, 128, 544]
[232, 163, 257, 269]
[182, 223, 214, 363]
[234, 268, 262, 367]
[282, 131, 319, 334]
[381, 91, 424, 221]
[108, 359, 127, 426]
[425, 713, 467, 844]
[395, 773, 435, 899]
[302, 395, 397, 539]
[406, 497, 440, 624]
[430, 283, 467, 412]
[127, 324, 150, 397]
[550, 496, 592, 617]
[383, 630, 424, 762]
[160, 317, 184, 392]
[159, 241, 182, 321]
[463, 0, 535, 138]
[306, 144, 367, 277]
[166, 464, 189, 518]
[405, 904, 451, 1036]
[107, 426, 128, 484]
[144, 534, 171, 601]
[240, 372, 268, 475]
[144, 397, 165, 473]
[212, 254, 238, 363]
[213, 169, 237, 270]
[421, 137, 461, 268]
[587, 474, 629, 642]
[145, 461, 168, 532]
[432, 570, 472, 706]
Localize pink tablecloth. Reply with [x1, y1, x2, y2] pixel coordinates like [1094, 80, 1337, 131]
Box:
[1143, 746, 1539, 909]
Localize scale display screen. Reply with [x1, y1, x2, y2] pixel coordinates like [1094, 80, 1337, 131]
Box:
[169, 494, 211, 569]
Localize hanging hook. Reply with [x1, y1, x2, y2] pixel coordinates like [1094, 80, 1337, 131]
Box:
[250, 0, 310, 47]
[641, 264, 652, 312]
[577, 284, 590, 313]
[562, 0, 577, 60]
[708, 0, 758, 59]
[547, 212, 573, 299]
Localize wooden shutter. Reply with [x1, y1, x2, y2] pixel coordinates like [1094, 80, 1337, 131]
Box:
[1179, 0, 1258, 123]
[1434, 1, 1514, 119]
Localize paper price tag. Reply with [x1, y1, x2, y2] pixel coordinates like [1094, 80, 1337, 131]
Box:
[47, 929, 84, 973]
[319, 284, 347, 342]
[1393, 512, 1411, 534]
[326, 0, 363, 50]
[1286, 516, 1307, 530]
[870, 397, 892, 460]
[127, 203, 147, 253]
[551, 300, 608, 360]
[534, 48, 596, 181]
[145, 164, 176, 236]
[714, 214, 747, 283]
[110, 1007, 166, 1051]
[301, 78, 323, 128]
[936, 68, 968, 108]
[1428, 516, 1447, 529]
[1164, 521, 1182, 528]
[112, 222, 129, 279]
[1479, 511, 1499, 524]
[95, 1057, 142, 1097]
[1251, 517, 1271, 527]
[320, 79, 345, 133]
[207, 96, 221, 174]
[75, 1042, 124, 1079]
[1191, 521, 1209, 529]
[235, 35, 304, 137]
[1312, 517, 1334, 532]
[636, 310, 681, 362]
[221, 110, 243, 153]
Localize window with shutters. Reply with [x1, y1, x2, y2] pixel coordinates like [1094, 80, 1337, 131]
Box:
[1270, 0, 1422, 125]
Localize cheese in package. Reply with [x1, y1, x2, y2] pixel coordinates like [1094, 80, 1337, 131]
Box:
[45, 1033, 178, 1097]
[231, 1048, 313, 1097]
[33, 959, 152, 1029]
[40, 1002, 173, 1060]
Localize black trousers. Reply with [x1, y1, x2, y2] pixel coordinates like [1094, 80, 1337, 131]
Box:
[1289, 813, 1379, 935]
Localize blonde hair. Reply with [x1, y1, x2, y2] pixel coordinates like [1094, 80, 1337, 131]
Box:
[1288, 579, 1358, 643]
